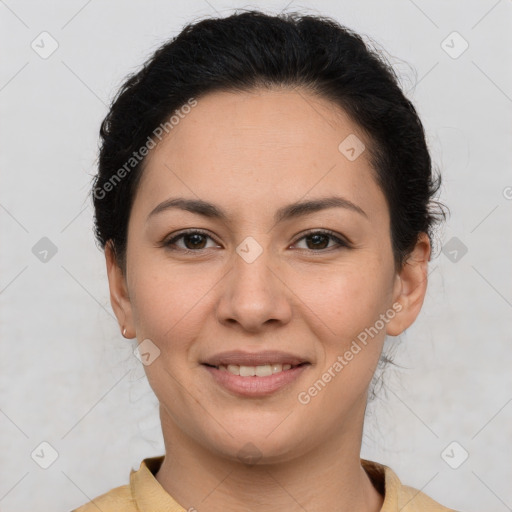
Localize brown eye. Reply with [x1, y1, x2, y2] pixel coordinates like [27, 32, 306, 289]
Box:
[163, 229, 349, 255]
[164, 230, 219, 252]
[293, 230, 349, 252]
[305, 233, 330, 250]
[180, 233, 208, 250]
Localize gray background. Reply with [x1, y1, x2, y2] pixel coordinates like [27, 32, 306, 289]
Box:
[1, 0, 511, 510]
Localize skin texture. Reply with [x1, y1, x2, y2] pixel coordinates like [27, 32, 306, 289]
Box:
[105, 88, 431, 512]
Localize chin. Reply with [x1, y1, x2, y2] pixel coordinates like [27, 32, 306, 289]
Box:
[201, 423, 311, 466]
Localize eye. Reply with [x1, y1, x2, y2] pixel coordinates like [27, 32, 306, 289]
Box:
[292, 229, 349, 252]
[163, 230, 220, 253]
[162, 228, 350, 255]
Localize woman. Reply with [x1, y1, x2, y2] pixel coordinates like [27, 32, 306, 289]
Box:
[74, 9, 453, 512]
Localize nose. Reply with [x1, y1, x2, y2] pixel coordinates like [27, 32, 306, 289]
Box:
[215, 244, 293, 333]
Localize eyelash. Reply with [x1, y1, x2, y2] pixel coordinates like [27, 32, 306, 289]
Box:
[162, 229, 350, 255]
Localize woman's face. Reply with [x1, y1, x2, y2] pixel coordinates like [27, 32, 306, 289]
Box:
[107, 88, 429, 463]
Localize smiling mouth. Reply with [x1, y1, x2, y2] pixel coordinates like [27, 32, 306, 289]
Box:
[203, 362, 309, 377]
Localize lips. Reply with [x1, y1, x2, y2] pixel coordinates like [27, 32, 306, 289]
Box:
[201, 350, 309, 368]
[203, 360, 310, 397]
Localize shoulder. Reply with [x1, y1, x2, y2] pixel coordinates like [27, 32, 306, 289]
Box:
[361, 458, 460, 512]
[70, 455, 167, 512]
[397, 482, 458, 512]
[70, 483, 136, 512]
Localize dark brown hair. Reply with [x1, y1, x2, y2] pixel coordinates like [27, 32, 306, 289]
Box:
[91, 9, 447, 275]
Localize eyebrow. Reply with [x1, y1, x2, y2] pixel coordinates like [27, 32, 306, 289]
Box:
[147, 195, 368, 224]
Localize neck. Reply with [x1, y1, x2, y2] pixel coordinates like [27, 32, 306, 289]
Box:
[155, 404, 384, 512]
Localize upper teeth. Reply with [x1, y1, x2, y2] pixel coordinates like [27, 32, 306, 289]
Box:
[219, 363, 293, 377]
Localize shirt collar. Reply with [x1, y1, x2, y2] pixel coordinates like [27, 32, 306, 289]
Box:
[130, 455, 184, 512]
[361, 458, 400, 511]
[130, 455, 399, 512]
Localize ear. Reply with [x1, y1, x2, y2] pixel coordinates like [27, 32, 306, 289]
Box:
[105, 241, 134, 338]
[386, 232, 431, 336]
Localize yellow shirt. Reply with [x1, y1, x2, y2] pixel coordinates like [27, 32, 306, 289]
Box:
[72, 455, 457, 511]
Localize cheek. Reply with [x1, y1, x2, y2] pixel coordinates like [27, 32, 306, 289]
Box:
[292, 264, 390, 421]
[128, 258, 214, 350]
[290, 258, 392, 344]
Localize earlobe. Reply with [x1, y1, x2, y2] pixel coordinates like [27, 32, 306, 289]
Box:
[385, 233, 431, 337]
[105, 241, 134, 337]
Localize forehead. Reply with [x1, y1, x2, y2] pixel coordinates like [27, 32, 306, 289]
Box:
[134, 88, 387, 224]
